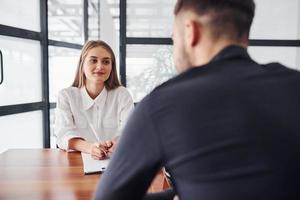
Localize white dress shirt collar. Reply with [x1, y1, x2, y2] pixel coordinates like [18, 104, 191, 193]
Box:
[80, 86, 108, 110]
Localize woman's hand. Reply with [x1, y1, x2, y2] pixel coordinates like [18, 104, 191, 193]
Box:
[106, 137, 118, 157]
[90, 137, 119, 159]
[90, 142, 110, 160]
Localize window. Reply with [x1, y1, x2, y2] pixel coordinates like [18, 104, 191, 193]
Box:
[49, 46, 81, 103]
[0, 0, 45, 153]
[0, 111, 43, 153]
[250, 0, 300, 40]
[127, 0, 176, 38]
[0, 36, 42, 106]
[0, 0, 40, 31]
[48, 0, 84, 44]
[126, 45, 176, 101]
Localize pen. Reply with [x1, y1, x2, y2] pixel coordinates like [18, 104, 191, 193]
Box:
[83, 111, 101, 142]
[87, 120, 101, 142]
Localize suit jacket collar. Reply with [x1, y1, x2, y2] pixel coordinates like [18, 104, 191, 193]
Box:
[210, 45, 250, 64]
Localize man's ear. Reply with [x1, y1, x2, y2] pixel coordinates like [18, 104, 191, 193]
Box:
[185, 20, 200, 47]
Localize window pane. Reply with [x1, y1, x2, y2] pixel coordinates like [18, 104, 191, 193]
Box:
[0, 0, 40, 31]
[0, 36, 42, 106]
[126, 0, 300, 40]
[248, 47, 300, 71]
[48, 0, 84, 44]
[127, 0, 176, 37]
[49, 46, 81, 103]
[0, 111, 43, 154]
[88, 0, 100, 40]
[105, 0, 120, 39]
[250, 0, 300, 39]
[126, 45, 176, 102]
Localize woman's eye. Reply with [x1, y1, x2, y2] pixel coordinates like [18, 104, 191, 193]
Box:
[90, 59, 97, 64]
[103, 60, 111, 65]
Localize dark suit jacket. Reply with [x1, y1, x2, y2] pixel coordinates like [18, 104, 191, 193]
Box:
[94, 45, 300, 200]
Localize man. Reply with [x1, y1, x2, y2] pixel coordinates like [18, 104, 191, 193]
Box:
[94, 0, 300, 199]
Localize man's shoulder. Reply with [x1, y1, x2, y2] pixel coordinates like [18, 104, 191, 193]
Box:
[256, 62, 300, 85]
[149, 60, 300, 101]
[150, 64, 217, 96]
[146, 69, 200, 108]
[153, 69, 195, 92]
[262, 62, 300, 73]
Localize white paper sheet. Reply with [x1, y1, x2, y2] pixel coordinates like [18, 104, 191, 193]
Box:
[81, 152, 110, 174]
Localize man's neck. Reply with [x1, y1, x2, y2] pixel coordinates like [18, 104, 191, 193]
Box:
[192, 39, 247, 67]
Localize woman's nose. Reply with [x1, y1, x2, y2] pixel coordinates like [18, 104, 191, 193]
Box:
[95, 62, 103, 70]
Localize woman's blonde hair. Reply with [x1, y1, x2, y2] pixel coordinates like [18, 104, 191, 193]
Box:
[72, 40, 121, 90]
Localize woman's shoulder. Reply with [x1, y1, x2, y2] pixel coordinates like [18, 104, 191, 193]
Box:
[58, 86, 81, 98]
[109, 86, 129, 95]
[108, 86, 132, 100]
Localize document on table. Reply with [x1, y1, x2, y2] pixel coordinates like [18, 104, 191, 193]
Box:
[81, 152, 110, 175]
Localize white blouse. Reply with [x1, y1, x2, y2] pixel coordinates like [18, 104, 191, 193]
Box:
[54, 86, 134, 151]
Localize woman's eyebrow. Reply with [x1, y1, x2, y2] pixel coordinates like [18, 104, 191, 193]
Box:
[89, 56, 111, 60]
[89, 55, 98, 59]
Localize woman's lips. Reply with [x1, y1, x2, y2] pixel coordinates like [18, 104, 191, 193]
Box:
[93, 71, 105, 75]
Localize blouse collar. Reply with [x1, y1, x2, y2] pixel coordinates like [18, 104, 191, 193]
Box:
[80, 86, 108, 110]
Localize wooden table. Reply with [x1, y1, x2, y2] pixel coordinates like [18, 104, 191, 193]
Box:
[0, 149, 169, 200]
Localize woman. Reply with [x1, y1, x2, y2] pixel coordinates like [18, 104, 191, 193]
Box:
[55, 40, 134, 160]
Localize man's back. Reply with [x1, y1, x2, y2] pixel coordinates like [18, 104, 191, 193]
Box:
[94, 46, 300, 200]
[148, 46, 300, 199]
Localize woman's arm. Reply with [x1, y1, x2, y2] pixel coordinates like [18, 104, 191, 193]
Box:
[68, 138, 92, 153]
[55, 90, 84, 150]
[69, 138, 110, 160]
[118, 88, 134, 136]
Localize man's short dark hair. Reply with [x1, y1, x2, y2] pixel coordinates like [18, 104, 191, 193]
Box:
[174, 0, 255, 41]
